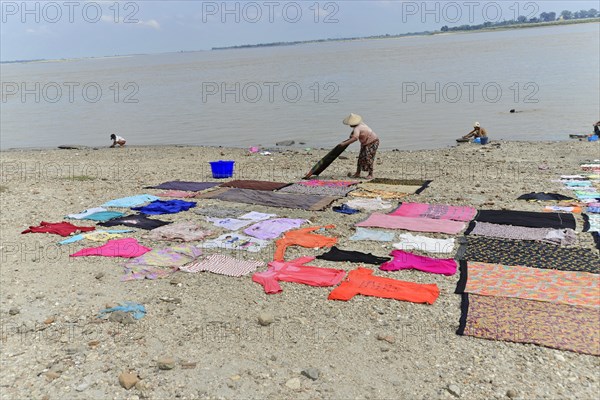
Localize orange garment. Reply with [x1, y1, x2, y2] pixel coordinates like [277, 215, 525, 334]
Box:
[328, 267, 439, 305]
[274, 225, 337, 261]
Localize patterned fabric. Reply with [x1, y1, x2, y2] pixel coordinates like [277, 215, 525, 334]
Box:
[390, 202, 476, 221]
[466, 221, 577, 246]
[346, 197, 393, 211]
[278, 183, 356, 197]
[462, 236, 600, 274]
[202, 233, 270, 253]
[142, 222, 214, 242]
[299, 180, 357, 187]
[457, 261, 599, 308]
[358, 139, 379, 173]
[458, 294, 600, 356]
[180, 254, 263, 276]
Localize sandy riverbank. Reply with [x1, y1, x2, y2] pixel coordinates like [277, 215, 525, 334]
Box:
[1, 140, 599, 400]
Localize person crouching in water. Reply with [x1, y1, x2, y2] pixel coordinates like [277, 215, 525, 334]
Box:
[463, 122, 488, 144]
[340, 113, 380, 179]
[110, 134, 126, 148]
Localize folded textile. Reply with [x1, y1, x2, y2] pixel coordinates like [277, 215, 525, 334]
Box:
[102, 194, 159, 208]
[274, 225, 337, 261]
[131, 199, 196, 215]
[456, 261, 599, 308]
[316, 246, 390, 265]
[145, 181, 221, 191]
[206, 217, 253, 231]
[58, 230, 133, 245]
[474, 209, 576, 230]
[346, 197, 393, 211]
[356, 213, 466, 235]
[457, 294, 599, 356]
[393, 233, 455, 254]
[243, 218, 307, 240]
[70, 238, 151, 258]
[66, 207, 107, 219]
[202, 233, 270, 253]
[142, 222, 213, 242]
[332, 204, 360, 214]
[180, 254, 263, 277]
[517, 192, 574, 201]
[219, 180, 290, 191]
[349, 227, 394, 242]
[328, 267, 439, 304]
[99, 214, 171, 230]
[465, 221, 577, 246]
[380, 250, 456, 275]
[390, 202, 476, 221]
[252, 256, 346, 294]
[98, 301, 146, 320]
[22, 221, 95, 237]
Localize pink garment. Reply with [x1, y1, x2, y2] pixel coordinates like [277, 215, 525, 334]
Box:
[70, 238, 151, 258]
[380, 250, 457, 276]
[252, 256, 346, 294]
[356, 213, 466, 234]
[390, 202, 476, 221]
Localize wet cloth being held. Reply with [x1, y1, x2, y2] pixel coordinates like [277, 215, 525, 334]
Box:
[517, 192, 575, 201]
[328, 267, 439, 304]
[316, 246, 390, 265]
[70, 238, 151, 258]
[142, 222, 213, 242]
[180, 254, 264, 277]
[349, 227, 394, 242]
[252, 256, 346, 294]
[356, 213, 466, 235]
[274, 225, 337, 261]
[380, 250, 457, 275]
[474, 209, 576, 230]
[390, 202, 476, 221]
[22, 221, 95, 237]
[99, 214, 171, 230]
[102, 194, 159, 208]
[131, 199, 196, 215]
[243, 218, 307, 240]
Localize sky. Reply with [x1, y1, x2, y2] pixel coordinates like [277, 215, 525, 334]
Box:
[1, 0, 598, 61]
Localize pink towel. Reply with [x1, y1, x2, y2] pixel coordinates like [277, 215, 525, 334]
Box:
[70, 238, 151, 258]
[380, 250, 457, 275]
[390, 202, 476, 221]
[356, 213, 466, 234]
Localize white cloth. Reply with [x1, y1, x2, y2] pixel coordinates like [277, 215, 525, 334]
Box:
[393, 233, 455, 254]
[346, 197, 393, 211]
[115, 135, 125, 141]
[238, 211, 277, 221]
[179, 254, 263, 276]
[206, 217, 253, 231]
[66, 207, 107, 219]
[201, 233, 270, 253]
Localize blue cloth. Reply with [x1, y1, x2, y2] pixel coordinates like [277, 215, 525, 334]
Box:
[349, 227, 394, 242]
[58, 229, 134, 245]
[98, 301, 146, 320]
[588, 206, 600, 213]
[131, 199, 197, 215]
[81, 211, 125, 222]
[332, 204, 360, 215]
[102, 194, 160, 208]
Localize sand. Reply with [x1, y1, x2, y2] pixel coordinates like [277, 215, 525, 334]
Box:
[1, 140, 599, 400]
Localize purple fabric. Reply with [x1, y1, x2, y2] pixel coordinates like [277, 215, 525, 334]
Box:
[380, 250, 457, 275]
[243, 218, 307, 240]
[145, 181, 221, 191]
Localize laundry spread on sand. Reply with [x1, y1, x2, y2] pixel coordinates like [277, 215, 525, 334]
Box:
[99, 214, 172, 230]
[70, 238, 151, 258]
[102, 194, 159, 208]
[457, 294, 600, 356]
[206, 217, 254, 231]
[474, 209, 576, 230]
[332, 204, 360, 214]
[243, 218, 307, 240]
[274, 225, 337, 261]
[328, 267, 439, 304]
[179, 254, 264, 277]
[142, 222, 213, 242]
[78, 211, 125, 222]
[298, 180, 357, 187]
[346, 197, 393, 211]
[278, 183, 356, 197]
[131, 199, 196, 215]
[316, 246, 390, 265]
[59, 230, 134, 245]
[122, 244, 202, 280]
[252, 256, 346, 294]
[543, 205, 581, 213]
[22, 221, 95, 237]
[98, 302, 146, 320]
[380, 250, 457, 275]
[349, 228, 395, 242]
[238, 211, 278, 221]
[66, 207, 108, 219]
[202, 233, 270, 253]
[157, 190, 198, 198]
[393, 233, 456, 254]
[517, 192, 575, 201]
[390, 202, 476, 221]
[583, 214, 600, 232]
[145, 181, 221, 191]
[356, 213, 466, 234]
[219, 180, 290, 191]
[197, 188, 337, 211]
[368, 178, 431, 194]
[465, 221, 577, 246]
[456, 261, 599, 308]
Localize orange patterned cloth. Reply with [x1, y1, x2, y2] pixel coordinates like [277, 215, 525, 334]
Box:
[457, 261, 599, 308]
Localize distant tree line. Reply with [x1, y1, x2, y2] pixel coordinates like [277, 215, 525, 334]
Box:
[441, 8, 599, 32]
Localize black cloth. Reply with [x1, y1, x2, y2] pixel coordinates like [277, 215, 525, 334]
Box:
[593, 232, 600, 250]
[474, 209, 576, 230]
[460, 236, 599, 274]
[316, 246, 390, 265]
[98, 214, 171, 230]
[517, 192, 574, 201]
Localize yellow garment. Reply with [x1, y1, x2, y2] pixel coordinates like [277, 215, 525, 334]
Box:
[84, 232, 124, 242]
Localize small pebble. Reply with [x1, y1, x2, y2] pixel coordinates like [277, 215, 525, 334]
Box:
[258, 312, 274, 326]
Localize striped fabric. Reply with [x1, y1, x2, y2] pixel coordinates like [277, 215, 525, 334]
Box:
[180, 254, 263, 277]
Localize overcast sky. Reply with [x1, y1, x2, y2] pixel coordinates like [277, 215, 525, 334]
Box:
[1, 0, 598, 61]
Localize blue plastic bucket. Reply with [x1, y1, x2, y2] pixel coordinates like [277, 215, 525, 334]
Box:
[473, 137, 481, 144]
[588, 135, 599, 142]
[209, 160, 235, 179]
[480, 137, 489, 145]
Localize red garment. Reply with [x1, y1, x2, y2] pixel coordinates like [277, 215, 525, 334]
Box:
[253, 256, 346, 294]
[328, 267, 439, 304]
[22, 221, 95, 237]
[274, 225, 337, 261]
[70, 238, 151, 258]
